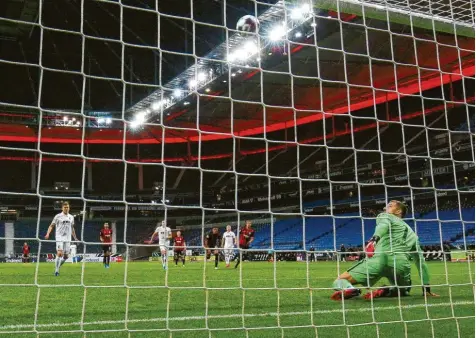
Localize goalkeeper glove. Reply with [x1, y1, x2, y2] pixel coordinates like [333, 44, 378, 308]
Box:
[365, 236, 379, 258]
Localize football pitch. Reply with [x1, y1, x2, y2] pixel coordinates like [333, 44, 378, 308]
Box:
[0, 261, 474, 338]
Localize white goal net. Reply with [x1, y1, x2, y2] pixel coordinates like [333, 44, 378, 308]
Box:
[0, 0, 474, 337]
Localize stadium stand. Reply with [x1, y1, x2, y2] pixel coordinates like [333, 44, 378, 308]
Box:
[251, 208, 475, 251]
[4, 208, 474, 255]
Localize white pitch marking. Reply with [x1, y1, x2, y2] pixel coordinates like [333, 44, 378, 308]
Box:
[0, 301, 473, 330]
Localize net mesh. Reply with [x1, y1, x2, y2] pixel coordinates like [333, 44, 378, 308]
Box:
[0, 0, 474, 337]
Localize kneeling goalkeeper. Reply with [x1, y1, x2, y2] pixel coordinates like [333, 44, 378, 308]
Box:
[331, 200, 437, 300]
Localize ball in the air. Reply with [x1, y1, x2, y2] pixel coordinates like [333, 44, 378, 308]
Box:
[236, 15, 260, 33]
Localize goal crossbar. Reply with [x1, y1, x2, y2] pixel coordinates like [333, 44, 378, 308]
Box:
[312, 0, 475, 37]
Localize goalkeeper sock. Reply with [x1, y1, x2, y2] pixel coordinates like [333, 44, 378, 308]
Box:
[215, 254, 219, 268]
[332, 279, 355, 290]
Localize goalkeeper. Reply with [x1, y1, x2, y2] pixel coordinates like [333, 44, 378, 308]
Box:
[331, 200, 436, 300]
[363, 230, 439, 299]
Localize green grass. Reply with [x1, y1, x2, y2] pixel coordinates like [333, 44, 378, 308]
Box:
[0, 260, 474, 338]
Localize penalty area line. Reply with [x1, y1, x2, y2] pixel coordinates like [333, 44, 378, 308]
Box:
[0, 300, 474, 330]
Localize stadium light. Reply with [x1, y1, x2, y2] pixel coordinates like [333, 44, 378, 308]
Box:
[97, 117, 105, 124]
[244, 40, 258, 54]
[63, 116, 68, 122]
[228, 41, 259, 64]
[295, 31, 303, 38]
[197, 72, 207, 82]
[227, 52, 237, 62]
[151, 101, 161, 110]
[173, 89, 182, 98]
[130, 120, 141, 129]
[290, 3, 312, 20]
[188, 79, 198, 88]
[228, 51, 242, 62]
[151, 99, 167, 111]
[234, 48, 248, 61]
[136, 111, 147, 122]
[105, 118, 112, 125]
[130, 110, 148, 129]
[268, 23, 287, 41]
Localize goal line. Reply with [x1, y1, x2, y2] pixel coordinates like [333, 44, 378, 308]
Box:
[0, 300, 473, 332]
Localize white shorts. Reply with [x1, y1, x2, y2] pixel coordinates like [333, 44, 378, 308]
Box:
[224, 247, 235, 256]
[56, 241, 71, 254]
[159, 245, 168, 252]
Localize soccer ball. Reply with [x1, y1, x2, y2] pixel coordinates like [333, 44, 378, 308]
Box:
[236, 15, 260, 34]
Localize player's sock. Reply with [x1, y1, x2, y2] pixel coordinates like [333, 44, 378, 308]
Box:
[182, 258, 185, 266]
[55, 256, 62, 272]
[332, 279, 355, 290]
[106, 255, 110, 265]
[162, 254, 167, 267]
[59, 256, 67, 267]
[235, 257, 240, 268]
[214, 254, 219, 268]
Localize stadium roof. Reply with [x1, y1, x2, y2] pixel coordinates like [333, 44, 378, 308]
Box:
[0, 1, 474, 149]
[0, 3, 473, 145]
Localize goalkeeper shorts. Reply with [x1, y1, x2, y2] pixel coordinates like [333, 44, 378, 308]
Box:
[347, 254, 411, 287]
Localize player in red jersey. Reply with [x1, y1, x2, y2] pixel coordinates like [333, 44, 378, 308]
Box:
[100, 222, 113, 268]
[173, 231, 186, 267]
[235, 220, 255, 269]
[22, 242, 30, 263]
[206, 227, 223, 269]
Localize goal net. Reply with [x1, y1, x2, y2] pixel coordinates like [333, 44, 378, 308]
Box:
[0, 0, 474, 337]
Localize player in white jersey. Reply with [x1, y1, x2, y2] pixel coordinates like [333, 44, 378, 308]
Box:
[148, 220, 172, 270]
[70, 244, 77, 263]
[45, 202, 79, 276]
[222, 225, 237, 268]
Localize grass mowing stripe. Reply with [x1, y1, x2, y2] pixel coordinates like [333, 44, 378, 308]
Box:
[0, 300, 473, 330]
